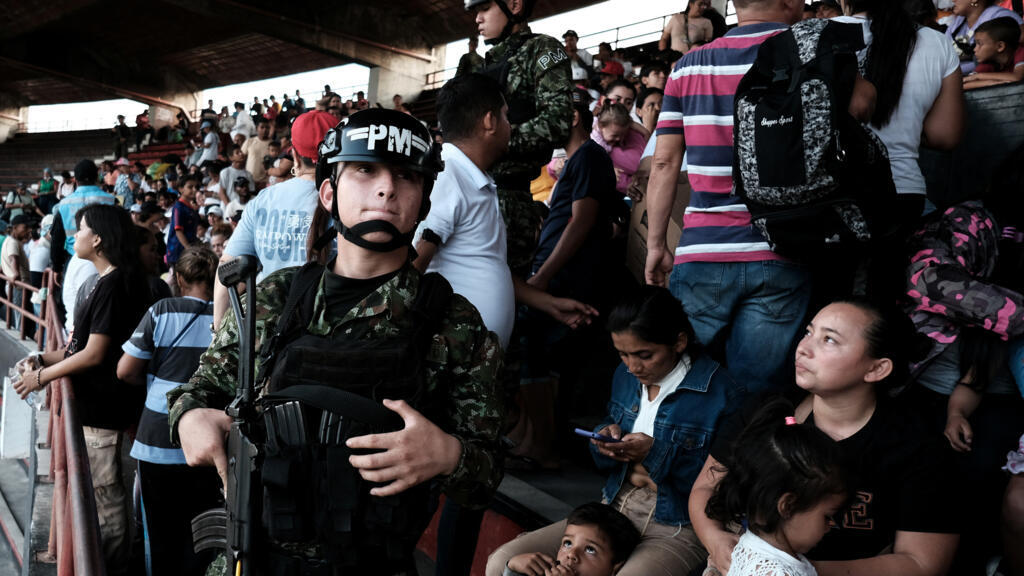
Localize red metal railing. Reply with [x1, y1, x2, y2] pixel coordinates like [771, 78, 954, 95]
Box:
[28, 268, 107, 576]
[0, 269, 47, 350]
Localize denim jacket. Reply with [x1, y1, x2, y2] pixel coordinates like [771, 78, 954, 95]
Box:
[589, 353, 744, 527]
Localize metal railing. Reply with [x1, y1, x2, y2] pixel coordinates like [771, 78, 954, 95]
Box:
[0, 269, 47, 350]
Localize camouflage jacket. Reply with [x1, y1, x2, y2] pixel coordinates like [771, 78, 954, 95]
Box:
[486, 27, 573, 184]
[906, 201, 1024, 372]
[167, 263, 505, 507]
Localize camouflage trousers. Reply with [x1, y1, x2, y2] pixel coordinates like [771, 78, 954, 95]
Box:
[497, 186, 541, 278]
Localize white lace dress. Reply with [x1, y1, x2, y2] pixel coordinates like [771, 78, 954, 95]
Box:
[727, 531, 817, 576]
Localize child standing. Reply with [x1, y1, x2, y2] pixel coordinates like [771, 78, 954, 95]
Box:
[705, 401, 848, 576]
[165, 174, 199, 287]
[964, 17, 1024, 90]
[504, 503, 641, 576]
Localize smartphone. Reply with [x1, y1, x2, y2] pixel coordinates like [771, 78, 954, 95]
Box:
[574, 428, 621, 443]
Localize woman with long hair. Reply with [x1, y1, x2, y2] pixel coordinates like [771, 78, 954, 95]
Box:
[15, 203, 155, 574]
[689, 300, 960, 576]
[834, 0, 965, 299]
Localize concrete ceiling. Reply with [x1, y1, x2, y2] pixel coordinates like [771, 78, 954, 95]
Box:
[0, 0, 601, 110]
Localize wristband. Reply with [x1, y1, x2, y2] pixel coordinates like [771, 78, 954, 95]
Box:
[421, 228, 442, 246]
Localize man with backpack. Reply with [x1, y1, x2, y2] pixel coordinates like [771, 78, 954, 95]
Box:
[644, 0, 876, 396]
[168, 109, 504, 575]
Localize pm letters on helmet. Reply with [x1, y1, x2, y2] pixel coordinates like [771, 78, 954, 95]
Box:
[350, 123, 430, 159]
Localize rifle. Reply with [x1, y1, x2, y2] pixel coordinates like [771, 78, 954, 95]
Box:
[192, 255, 260, 576]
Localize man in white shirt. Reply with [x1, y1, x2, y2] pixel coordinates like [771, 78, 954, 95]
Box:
[196, 121, 219, 167]
[413, 74, 515, 348]
[563, 30, 594, 83]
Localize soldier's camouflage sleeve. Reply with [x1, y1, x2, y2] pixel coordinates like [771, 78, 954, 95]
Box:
[167, 268, 297, 444]
[432, 293, 505, 508]
[511, 35, 573, 158]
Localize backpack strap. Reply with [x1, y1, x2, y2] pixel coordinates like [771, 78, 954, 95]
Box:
[257, 262, 325, 378]
[407, 272, 454, 364]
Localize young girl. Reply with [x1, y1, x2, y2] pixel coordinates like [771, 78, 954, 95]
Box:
[706, 400, 848, 576]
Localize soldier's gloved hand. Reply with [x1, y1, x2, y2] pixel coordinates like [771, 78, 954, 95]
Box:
[346, 399, 463, 497]
[179, 408, 233, 489]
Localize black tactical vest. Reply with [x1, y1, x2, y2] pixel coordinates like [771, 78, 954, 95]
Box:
[254, 263, 452, 575]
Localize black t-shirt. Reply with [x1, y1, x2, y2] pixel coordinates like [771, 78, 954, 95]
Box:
[323, 266, 400, 316]
[67, 269, 151, 429]
[532, 139, 620, 302]
[711, 395, 959, 561]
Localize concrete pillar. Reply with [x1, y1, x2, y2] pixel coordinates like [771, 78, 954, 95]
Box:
[368, 44, 446, 107]
[0, 106, 26, 144]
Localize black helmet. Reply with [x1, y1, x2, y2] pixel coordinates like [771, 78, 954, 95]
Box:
[316, 109, 443, 253]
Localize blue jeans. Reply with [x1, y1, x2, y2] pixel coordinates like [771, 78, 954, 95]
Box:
[669, 260, 811, 396]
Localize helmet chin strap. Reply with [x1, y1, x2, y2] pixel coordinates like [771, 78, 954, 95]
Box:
[330, 190, 414, 253]
[335, 218, 414, 253]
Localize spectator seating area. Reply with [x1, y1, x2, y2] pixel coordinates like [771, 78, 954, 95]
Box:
[0, 129, 112, 192]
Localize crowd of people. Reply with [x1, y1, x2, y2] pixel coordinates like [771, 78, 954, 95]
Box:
[1, 0, 1023, 575]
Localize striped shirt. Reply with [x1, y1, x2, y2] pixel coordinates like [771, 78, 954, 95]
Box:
[657, 23, 787, 265]
[122, 296, 213, 464]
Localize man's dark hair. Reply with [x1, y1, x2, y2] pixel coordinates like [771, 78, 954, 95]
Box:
[73, 159, 98, 185]
[437, 73, 507, 143]
[977, 16, 1022, 50]
[640, 61, 669, 79]
[604, 79, 637, 99]
[229, 144, 242, 155]
[565, 503, 640, 564]
[256, 117, 270, 126]
[574, 106, 594, 134]
[179, 174, 200, 188]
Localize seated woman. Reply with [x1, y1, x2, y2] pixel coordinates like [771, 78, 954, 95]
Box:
[590, 104, 647, 197]
[689, 299, 960, 576]
[487, 286, 744, 576]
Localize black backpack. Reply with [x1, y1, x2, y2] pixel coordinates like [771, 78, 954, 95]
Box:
[733, 19, 898, 262]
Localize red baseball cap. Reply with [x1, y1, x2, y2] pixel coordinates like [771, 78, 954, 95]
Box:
[291, 110, 338, 162]
[599, 61, 625, 77]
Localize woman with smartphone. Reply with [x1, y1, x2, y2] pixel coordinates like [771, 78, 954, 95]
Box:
[487, 286, 744, 576]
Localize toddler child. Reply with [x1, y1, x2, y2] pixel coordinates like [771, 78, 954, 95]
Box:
[504, 503, 641, 576]
[964, 17, 1024, 90]
[706, 401, 848, 576]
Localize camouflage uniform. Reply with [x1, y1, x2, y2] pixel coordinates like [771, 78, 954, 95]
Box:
[485, 27, 573, 276]
[906, 201, 1024, 374]
[168, 263, 505, 506]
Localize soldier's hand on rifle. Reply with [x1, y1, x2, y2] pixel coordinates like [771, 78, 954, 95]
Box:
[179, 407, 233, 488]
[346, 399, 462, 497]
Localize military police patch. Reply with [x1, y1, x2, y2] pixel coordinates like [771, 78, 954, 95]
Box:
[538, 48, 568, 71]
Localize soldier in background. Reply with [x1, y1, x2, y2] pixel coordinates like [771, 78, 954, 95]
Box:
[467, 0, 573, 278]
[456, 36, 485, 77]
